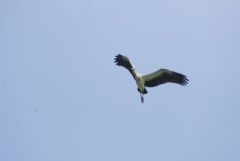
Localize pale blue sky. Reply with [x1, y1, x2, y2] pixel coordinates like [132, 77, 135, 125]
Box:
[1, 0, 240, 161]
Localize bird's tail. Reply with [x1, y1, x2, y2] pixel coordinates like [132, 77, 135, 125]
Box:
[138, 88, 148, 94]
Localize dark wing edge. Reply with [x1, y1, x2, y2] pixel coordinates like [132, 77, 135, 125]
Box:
[143, 69, 189, 87]
[114, 54, 136, 79]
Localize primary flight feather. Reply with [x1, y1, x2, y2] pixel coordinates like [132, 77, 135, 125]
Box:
[114, 54, 189, 103]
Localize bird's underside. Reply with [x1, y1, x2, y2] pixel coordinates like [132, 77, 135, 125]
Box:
[114, 54, 189, 103]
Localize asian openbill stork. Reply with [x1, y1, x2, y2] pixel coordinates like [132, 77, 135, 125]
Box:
[114, 54, 189, 103]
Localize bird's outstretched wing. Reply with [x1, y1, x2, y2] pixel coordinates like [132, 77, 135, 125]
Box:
[143, 69, 189, 87]
[114, 54, 136, 79]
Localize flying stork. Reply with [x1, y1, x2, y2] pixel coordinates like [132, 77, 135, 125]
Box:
[114, 54, 189, 103]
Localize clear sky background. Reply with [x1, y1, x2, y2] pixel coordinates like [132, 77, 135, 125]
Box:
[1, 0, 240, 161]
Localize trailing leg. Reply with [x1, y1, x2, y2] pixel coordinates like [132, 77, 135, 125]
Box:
[140, 93, 144, 103]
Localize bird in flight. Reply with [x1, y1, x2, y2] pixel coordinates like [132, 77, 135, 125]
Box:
[114, 54, 189, 103]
